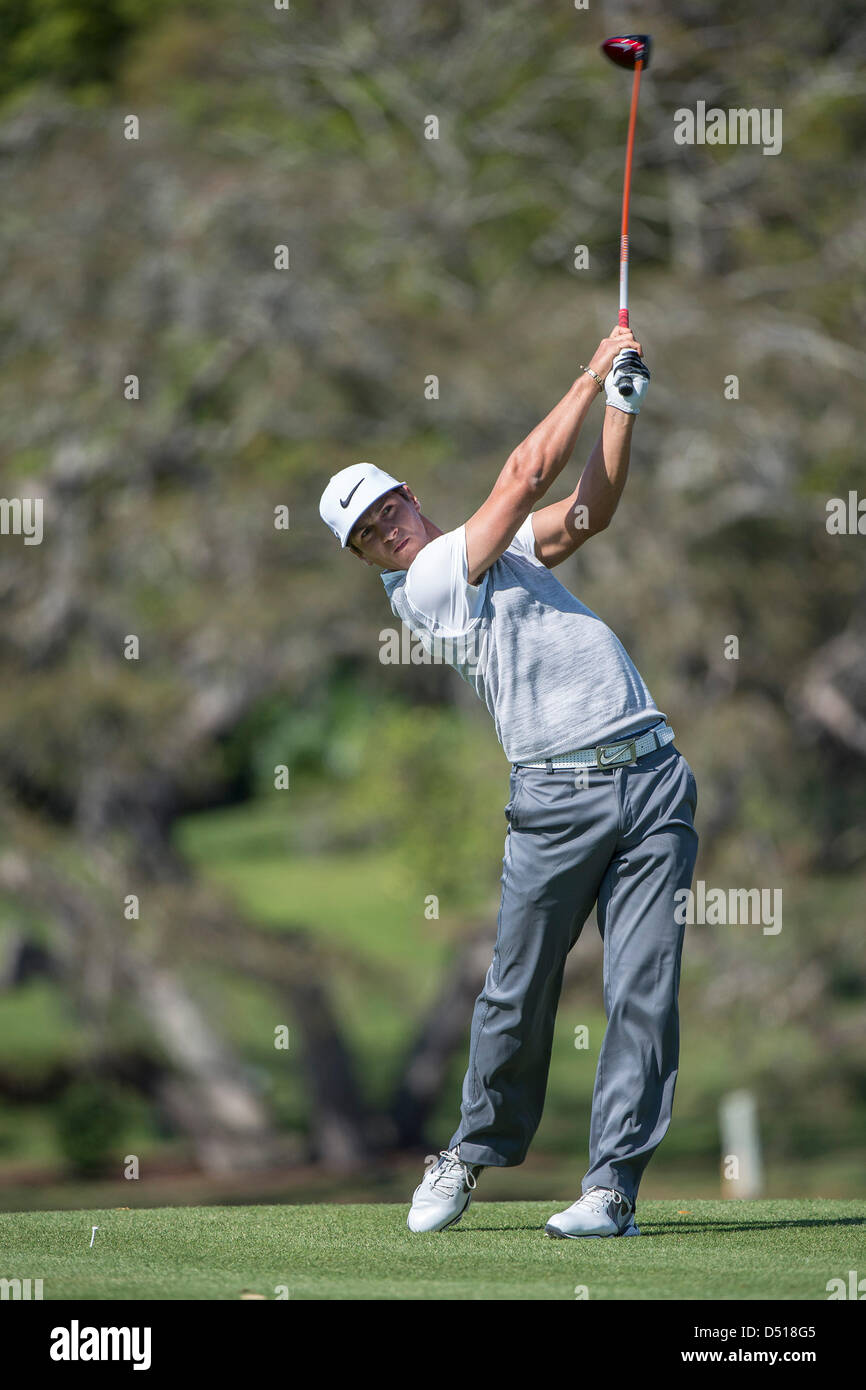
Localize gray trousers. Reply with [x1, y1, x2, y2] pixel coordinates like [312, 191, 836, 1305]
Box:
[448, 737, 699, 1206]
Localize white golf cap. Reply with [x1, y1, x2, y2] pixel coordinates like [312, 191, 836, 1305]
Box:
[319, 462, 407, 548]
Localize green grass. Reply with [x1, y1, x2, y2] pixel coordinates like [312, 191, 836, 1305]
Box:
[1, 1200, 864, 1300]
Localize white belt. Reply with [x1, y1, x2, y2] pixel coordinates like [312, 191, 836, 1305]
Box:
[515, 721, 674, 770]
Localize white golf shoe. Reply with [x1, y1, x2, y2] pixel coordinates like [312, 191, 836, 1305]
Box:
[407, 1146, 483, 1233]
[545, 1186, 640, 1239]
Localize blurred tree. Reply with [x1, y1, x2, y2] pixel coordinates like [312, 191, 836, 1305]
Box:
[0, 0, 864, 1181]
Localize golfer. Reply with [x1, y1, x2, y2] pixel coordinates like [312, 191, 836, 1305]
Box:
[319, 327, 699, 1238]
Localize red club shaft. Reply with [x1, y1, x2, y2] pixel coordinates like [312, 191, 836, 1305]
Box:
[618, 58, 643, 328]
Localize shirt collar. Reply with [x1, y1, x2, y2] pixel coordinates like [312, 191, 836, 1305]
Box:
[380, 567, 405, 596]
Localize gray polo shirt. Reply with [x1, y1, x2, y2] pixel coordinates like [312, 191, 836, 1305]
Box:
[380, 513, 664, 763]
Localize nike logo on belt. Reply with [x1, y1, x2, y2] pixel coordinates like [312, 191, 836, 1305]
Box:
[339, 480, 364, 508]
[598, 745, 631, 765]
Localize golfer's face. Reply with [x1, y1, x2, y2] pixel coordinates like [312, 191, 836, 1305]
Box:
[350, 490, 426, 569]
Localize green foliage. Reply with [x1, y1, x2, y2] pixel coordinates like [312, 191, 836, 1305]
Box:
[326, 698, 507, 908]
[52, 1077, 130, 1178]
[0, 0, 184, 99]
[223, 682, 507, 909]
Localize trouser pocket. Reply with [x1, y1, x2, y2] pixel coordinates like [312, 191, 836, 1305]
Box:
[504, 769, 525, 830]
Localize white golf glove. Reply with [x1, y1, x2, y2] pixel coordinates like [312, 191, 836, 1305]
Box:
[605, 348, 650, 414]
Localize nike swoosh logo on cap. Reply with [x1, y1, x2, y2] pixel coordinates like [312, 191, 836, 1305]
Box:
[339, 479, 364, 508]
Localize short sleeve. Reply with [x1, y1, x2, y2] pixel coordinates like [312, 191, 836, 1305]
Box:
[404, 526, 487, 632]
[506, 513, 543, 565]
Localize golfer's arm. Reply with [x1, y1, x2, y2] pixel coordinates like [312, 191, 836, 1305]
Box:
[464, 372, 600, 585]
[529, 406, 635, 568]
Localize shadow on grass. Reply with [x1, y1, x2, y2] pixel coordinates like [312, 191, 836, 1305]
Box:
[450, 1215, 866, 1236]
[647, 1215, 866, 1235]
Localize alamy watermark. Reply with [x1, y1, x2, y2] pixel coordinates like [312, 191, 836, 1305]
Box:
[379, 624, 482, 677]
[826, 1270, 866, 1299]
[675, 880, 782, 934]
[674, 102, 782, 156]
[1, 1277, 43, 1299]
[50, 1322, 151, 1369]
[0, 497, 43, 544]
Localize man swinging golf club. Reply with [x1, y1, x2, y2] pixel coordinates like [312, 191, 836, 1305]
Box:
[320, 32, 698, 1238]
[319, 325, 699, 1237]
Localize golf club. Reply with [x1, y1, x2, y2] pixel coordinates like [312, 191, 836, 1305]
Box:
[601, 33, 652, 395]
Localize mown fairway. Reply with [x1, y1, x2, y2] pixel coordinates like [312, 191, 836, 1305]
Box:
[1, 1200, 864, 1300]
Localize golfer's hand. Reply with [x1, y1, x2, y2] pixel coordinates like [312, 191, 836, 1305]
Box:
[587, 325, 643, 382]
[605, 348, 650, 414]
